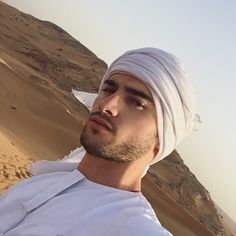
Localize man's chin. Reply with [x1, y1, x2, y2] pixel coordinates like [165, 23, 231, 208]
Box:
[81, 133, 112, 155]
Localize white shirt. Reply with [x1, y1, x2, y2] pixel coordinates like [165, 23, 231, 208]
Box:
[0, 170, 172, 236]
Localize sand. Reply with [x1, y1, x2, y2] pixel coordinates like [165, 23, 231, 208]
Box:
[0, 128, 33, 193]
[0, 57, 83, 161]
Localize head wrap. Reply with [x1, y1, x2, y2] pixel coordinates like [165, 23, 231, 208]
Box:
[99, 47, 196, 164]
[30, 47, 197, 176]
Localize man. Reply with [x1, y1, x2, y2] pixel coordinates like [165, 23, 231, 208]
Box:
[0, 47, 196, 235]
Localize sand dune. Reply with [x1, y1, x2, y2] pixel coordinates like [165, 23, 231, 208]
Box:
[0, 55, 84, 191]
[0, 60, 83, 161]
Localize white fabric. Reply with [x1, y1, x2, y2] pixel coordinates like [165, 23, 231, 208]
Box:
[30, 47, 196, 175]
[71, 89, 97, 111]
[0, 170, 172, 236]
[29, 147, 85, 176]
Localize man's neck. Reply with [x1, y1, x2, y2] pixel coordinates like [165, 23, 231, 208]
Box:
[77, 153, 143, 192]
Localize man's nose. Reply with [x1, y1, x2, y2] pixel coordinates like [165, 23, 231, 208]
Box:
[99, 93, 119, 117]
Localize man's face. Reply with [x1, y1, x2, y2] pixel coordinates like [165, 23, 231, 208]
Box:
[80, 73, 158, 162]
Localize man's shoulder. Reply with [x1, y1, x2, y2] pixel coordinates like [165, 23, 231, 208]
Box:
[120, 215, 173, 236]
[111, 194, 172, 236]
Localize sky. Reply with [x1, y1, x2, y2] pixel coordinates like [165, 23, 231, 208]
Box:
[3, 0, 236, 222]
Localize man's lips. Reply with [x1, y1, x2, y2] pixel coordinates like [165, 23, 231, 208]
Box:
[90, 117, 113, 131]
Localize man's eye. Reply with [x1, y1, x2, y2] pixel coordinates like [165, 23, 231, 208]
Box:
[129, 99, 146, 110]
[102, 88, 114, 93]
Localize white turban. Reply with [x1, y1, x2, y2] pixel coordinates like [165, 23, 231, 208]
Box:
[30, 47, 197, 176]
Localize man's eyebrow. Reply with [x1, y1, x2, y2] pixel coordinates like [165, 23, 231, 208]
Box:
[104, 79, 154, 104]
[104, 79, 118, 88]
[125, 86, 154, 104]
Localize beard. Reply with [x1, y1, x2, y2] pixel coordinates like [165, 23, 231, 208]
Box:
[80, 113, 155, 162]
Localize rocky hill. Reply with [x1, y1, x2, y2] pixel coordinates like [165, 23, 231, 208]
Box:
[0, 1, 233, 235]
[148, 151, 224, 235]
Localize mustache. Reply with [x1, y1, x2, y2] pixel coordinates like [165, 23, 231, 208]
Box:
[89, 111, 117, 132]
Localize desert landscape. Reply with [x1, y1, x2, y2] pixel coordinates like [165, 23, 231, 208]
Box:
[0, 2, 235, 235]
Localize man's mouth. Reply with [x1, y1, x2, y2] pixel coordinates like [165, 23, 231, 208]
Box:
[90, 117, 113, 131]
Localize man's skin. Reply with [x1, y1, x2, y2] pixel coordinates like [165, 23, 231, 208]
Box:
[78, 73, 159, 192]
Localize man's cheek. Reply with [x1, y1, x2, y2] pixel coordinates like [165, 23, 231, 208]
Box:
[92, 96, 103, 110]
[91, 101, 99, 112]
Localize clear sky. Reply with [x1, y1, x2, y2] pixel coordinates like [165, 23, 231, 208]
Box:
[3, 0, 236, 222]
